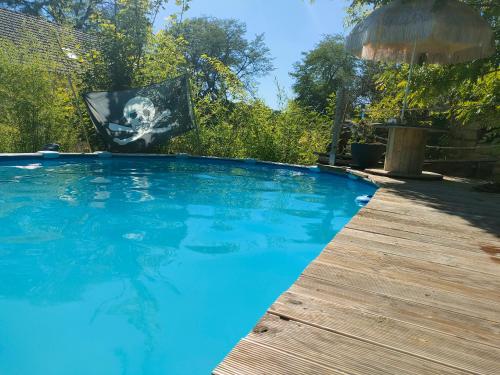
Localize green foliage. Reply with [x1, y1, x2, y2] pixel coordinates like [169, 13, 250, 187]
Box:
[0, 41, 82, 152]
[364, 60, 499, 130]
[135, 30, 187, 85]
[450, 69, 499, 126]
[165, 99, 331, 165]
[125, 12, 324, 164]
[166, 17, 273, 100]
[142, 54, 331, 164]
[291, 34, 383, 120]
[0, 0, 175, 30]
[0, 2, 295, 162]
[0, 0, 102, 29]
[291, 35, 354, 113]
[349, 121, 377, 144]
[81, 0, 154, 90]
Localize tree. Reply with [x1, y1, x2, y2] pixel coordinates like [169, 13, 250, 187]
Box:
[82, 0, 152, 90]
[0, 40, 82, 152]
[0, 0, 175, 29]
[80, 0, 187, 91]
[135, 30, 187, 85]
[166, 17, 273, 100]
[291, 35, 354, 113]
[291, 34, 381, 115]
[0, 0, 104, 29]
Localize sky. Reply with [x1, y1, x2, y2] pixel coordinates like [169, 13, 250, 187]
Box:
[154, 0, 349, 109]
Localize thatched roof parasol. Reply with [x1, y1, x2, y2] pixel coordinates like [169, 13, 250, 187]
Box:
[345, 0, 495, 65]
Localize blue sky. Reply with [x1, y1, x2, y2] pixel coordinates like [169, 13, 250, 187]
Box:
[154, 0, 349, 108]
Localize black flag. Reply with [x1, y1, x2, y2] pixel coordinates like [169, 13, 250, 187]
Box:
[83, 75, 196, 152]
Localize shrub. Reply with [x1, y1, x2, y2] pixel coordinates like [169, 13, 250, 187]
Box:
[0, 41, 82, 152]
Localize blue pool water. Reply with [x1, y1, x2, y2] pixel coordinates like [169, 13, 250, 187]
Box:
[0, 157, 376, 375]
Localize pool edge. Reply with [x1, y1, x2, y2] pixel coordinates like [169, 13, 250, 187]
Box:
[0, 152, 379, 188]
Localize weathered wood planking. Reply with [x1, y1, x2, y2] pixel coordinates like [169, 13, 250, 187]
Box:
[291, 275, 500, 348]
[269, 292, 500, 374]
[332, 229, 500, 275]
[384, 127, 427, 175]
[214, 175, 500, 375]
[213, 339, 349, 375]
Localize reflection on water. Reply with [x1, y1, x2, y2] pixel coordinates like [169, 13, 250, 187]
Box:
[0, 158, 375, 375]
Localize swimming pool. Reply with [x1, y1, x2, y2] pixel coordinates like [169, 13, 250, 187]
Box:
[0, 156, 376, 375]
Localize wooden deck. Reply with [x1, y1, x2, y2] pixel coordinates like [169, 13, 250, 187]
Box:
[214, 174, 500, 375]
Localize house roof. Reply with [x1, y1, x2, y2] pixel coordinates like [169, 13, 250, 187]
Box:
[0, 7, 92, 70]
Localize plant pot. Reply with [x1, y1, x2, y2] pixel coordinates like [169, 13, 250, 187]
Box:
[351, 143, 385, 169]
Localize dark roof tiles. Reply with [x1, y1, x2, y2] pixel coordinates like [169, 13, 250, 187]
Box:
[0, 7, 92, 70]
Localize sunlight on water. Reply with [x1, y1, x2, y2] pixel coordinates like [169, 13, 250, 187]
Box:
[0, 157, 376, 375]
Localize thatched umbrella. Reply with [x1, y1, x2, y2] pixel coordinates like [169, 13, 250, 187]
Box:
[346, 0, 494, 65]
[341, 0, 495, 179]
[346, 0, 495, 120]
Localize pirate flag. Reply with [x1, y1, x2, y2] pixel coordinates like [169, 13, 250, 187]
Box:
[83, 75, 196, 152]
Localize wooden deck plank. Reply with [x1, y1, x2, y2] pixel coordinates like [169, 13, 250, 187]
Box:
[304, 261, 500, 322]
[366, 199, 500, 225]
[269, 291, 500, 374]
[359, 207, 499, 241]
[225, 314, 470, 375]
[291, 275, 500, 348]
[333, 229, 499, 275]
[213, 339, 345, 375]
[336, 225, 494, 257]
[374, 188, 500, 207]
[346, 217, 489, 251]
[317, 246, 500, 299]
[215, 175, 500, 374]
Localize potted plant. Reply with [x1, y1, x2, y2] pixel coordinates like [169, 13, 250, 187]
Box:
[350, 121, 385, 169]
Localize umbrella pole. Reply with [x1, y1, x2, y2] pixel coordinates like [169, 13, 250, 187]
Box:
[400, 40, 417, 122]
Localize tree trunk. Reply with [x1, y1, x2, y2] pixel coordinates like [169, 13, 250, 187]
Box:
[329, 86, 346, 166]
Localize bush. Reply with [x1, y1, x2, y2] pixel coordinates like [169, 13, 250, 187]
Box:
[165, 99, 331, 165]
[0, 41, 82, 153]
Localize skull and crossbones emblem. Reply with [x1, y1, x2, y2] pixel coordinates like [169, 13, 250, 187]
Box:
[124, 97, 156, 132]
[108, 96, 180, 146]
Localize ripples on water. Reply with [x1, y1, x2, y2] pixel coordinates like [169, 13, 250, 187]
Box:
[0, 157, 376, 375]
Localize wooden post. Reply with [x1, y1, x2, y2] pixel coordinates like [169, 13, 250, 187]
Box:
[384, 127, 427, 175]
[329, 86, 346, 166]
